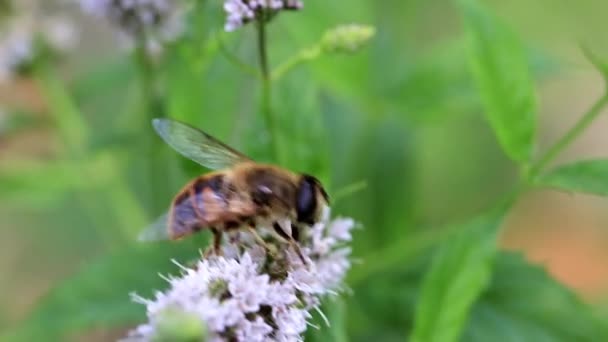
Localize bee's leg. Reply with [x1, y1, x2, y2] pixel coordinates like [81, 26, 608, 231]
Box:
[212, 228, 223, 255]
[291, 223, 301, 242]
[273, 222, 308, 265]
[246, 225, 276, 255]
[203, 227, 223, 258]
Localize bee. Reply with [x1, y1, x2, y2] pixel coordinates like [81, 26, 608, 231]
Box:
[139, 118, 329, 263]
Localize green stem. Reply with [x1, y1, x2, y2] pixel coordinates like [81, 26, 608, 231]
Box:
[133, 42, 166, 215]
[529, 93, 608, 178]
[217, 33, 261, 79]
[134, 43, 156, 121]
[257, 19, 270, 78]
[331, 180, 368, 205]
[257, 17, 280, 162]
[271, 45, 322, 81]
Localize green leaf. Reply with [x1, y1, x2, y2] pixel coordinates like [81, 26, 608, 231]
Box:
[326, 297, 349, 342]
[410, 210, 506, 342]
[71, 58, 135, 104]
[463, 252, 608, 341]
[307, 297, 350, 342]
[460, 0, 537, 164]
[3, 241, 204, 341]
[272, 69, 330, 179]
[353, 246, 608, 341]
[535, 159, 608, 196]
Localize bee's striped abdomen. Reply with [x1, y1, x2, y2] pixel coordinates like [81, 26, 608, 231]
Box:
[168, 174, 229, 239]
[168, 189, 201, 239]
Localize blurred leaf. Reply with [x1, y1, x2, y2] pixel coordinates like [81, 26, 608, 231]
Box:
[71, 58, 135, 103]
[341, 117, 415, 252]
[460, 0, 537, 164]
[352, 245, 607, 341]
[3, 241, 204, 342]
[347, 224, 448, 287]
[35, 63, 89, 157]
[463, 253, 608, 341]
[0, 160, 91, 206]
[535, 159, 608, 196]
[274, 69, 330, 179]
[410, 209, 505, 342]
[388, 40, 477, 123]
[0, 109, 49, 138]
[307, 297, 349, 342]
[326, 297, 349, 342]
[37, 61, 147, 236]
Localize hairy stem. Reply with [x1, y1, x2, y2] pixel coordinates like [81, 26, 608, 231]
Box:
[529, 93, 608, 178]
[134, 42, 166, 215]
[257, 17, 280, 162]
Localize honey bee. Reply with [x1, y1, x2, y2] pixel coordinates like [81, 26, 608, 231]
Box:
[139, 118, 329, 262]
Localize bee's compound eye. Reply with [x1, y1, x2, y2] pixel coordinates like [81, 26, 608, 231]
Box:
[296, 175, 318, 225]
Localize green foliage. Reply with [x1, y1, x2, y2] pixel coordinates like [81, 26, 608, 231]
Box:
[460, 0, 537, 165]
[2, 241, 204, 341]
[410, 210, 505, 342]
[463, 253, 608, 341]
[3, 0, 608, 340]
[536, 160, 608, 196]
[344, 247, 606, 342]
[0, 156, 109, 207]
[307, 297, 349, 342]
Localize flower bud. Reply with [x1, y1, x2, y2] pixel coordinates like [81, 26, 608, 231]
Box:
[321, 24, 376, 54]
[152, 309, 207, 342]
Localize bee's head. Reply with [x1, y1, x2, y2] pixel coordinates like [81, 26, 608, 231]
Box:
[295, 174, 329, 225]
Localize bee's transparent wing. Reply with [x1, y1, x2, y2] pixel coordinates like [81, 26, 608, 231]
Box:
[153, 118, 252, 170]
[138, 212, 171, 242]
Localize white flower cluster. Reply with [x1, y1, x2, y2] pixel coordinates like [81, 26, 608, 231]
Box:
[125, 210, 355, 342]
[224, 0, 304, 32]
[0, 0, 77, 82]
[79, 0, 186, 54]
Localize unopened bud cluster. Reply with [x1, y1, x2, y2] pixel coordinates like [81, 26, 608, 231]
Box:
[321, 24, 376, 54]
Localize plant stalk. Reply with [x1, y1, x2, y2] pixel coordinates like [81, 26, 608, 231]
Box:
[257, 17, 280, 162]
[134, 42, 167, 215]
[529, 93, 608, 178]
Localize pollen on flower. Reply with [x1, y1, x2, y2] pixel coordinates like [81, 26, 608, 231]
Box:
[123, 210, 355, 342]
[223, 0, 304, 32]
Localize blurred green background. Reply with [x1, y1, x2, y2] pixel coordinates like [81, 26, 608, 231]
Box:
[2, 0, 608, 341]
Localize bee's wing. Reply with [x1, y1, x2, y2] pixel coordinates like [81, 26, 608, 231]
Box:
[152, 118, 252, 170]
[138, 212, 171, 242]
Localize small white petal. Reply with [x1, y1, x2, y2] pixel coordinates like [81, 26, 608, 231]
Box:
[125, 208, 353, 342]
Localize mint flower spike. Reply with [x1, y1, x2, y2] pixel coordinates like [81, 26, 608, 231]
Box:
[223, 0, 303, 32]
[124, 208, 356, 342]
[78, 0, 186, 54]
[321, 24, 376, 54]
